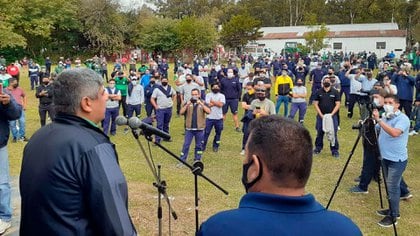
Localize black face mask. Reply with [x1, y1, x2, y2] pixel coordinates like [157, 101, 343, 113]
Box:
[12, 84, 18, 88]
[161, 82, 168, 86]
[212, 88, 220, 93]
[241, 157, 263, 193]
[150, 81, 155, 85]
[43, 82, 49, 85]
[257, 95, 265, 101]
[323, 82, 331, 88]
[186, 79, 192, 83]
[296, 83, 303, 86]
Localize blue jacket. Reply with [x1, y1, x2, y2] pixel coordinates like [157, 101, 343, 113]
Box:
[0, 90, 21, 148]
[338, 70, 351, 87]
[20, 114, 137, 236]
[198, 192, 361, 236]
[394, 74, 416, 101]
[220, 76, 241, 99]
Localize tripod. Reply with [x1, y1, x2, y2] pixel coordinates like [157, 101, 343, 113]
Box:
[326, 118, 398, 236]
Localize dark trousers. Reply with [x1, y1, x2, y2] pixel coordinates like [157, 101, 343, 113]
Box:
[315, 115, 339, 154]
[242, 120, 251, 150]
[358, 146, 381, 191]
[119, 96, 127, 117]
[309, 83, 322, 104]
[348, 94, 360, 115]
[202, 119, 224, 151]
[289, 102, 307, 122]
[145, 100, 155, 117]
[39, 103, 55, 127]
[180, 130, 204, 161]
[103, 107, 119, 135]
[30, 76, 38, 90]
[102, 70, 108, 82]
[340, 86, 350, 106]
[399, 99, 412, 119]
[127, 104, 141, 118]
[155, 107, 172, 143]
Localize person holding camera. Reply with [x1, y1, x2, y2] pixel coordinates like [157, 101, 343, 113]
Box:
[393, 67, 415, 118]
[178, 88, 210, 166]
[373, 94, 410, 227]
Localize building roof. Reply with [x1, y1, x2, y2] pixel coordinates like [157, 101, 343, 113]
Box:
[260, 23, 407, 40]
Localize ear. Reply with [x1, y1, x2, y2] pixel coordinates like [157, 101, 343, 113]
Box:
[247, 154, 261, 182]
[80, 97, 93, 113]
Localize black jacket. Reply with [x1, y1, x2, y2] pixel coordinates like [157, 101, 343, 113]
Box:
[20, 114, 137, 236]
[0, 90, 21, 148]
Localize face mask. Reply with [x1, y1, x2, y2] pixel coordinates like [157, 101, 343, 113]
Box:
[241, 158, 263, 193]
[323, 82, 331, 88]
[328, 72, 333, 75]
[257, 95, 265, 101]
[296, 83, 303, 86]
[161, 82, 168, 86]
[212, 88, 219, 93]
[227, 73, 234, 78]
[186, 79, 192, 83]
[43, 81, 49, 85]
[248, 89, 255, 95]
[12, 84, 18, 88]
[383, 104, 395, 118]
[150, 81, 155, 85]
[373, 98, 381, 107]
[131, 80, 137, 85]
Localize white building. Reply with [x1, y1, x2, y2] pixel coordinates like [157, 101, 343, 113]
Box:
[256, 23, 407, 58]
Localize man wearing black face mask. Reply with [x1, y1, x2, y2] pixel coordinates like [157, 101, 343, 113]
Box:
[249, 87, 275, 118]
[198, 116, 361, 235]
[36, 76, 55, 126]
[313, 77, 341, 158]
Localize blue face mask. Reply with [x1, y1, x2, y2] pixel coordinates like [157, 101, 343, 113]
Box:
[241, 157, 263, 193]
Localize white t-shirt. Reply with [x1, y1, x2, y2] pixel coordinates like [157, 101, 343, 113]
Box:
[205, 92, 225, 119]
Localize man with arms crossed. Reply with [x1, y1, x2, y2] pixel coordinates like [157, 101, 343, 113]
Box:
[20, 68, 136, 235]
[198, 115, 361, 235]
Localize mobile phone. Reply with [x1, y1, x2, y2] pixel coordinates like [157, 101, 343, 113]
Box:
[256, 106, 260, 110]
[0, 83, 3, 94]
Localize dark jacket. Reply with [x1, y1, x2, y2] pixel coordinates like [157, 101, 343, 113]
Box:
[220, 76, 241, 100]
[20, 114, 137, 236]
[0, 90, 21, 148]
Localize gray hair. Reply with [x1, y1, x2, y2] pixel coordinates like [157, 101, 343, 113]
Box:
[53, 68, 103, 114]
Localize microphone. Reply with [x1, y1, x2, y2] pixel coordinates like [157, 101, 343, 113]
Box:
[117, 116, 171, 140]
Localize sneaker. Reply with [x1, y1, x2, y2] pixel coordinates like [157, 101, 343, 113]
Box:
[0, 219, 11, 234]
[213, 147, 219, 152]
[378, 216, 397, 227]
[349, 185, 368, 194]
[354, 176, 361, 182]
[332, 152, 340, 158]
[337, 126, 341, 131]
[347, 112, 353, 118]
[240, 150, 245, 155]
[175, 162, 184, 168]
[376, 209, 400, 219]
[235, 127, 241, 132]
[20, 136, 29, 142]
[409, 130, 418, 136]
[400, 193, 413, 200]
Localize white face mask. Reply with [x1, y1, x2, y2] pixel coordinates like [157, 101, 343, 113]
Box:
[227, 73, 234, 78]
[373, 98, 380, 107]
[132, 80, 137, 85]
[383, 104, 395, 118]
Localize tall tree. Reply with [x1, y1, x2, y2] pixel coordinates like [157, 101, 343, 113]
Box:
[219, 13, 262, 50]
[0, 0, 26, 48]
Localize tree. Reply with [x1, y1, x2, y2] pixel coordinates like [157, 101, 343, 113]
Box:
[176, 16, 218, 55]
[219, 14, 262, 50]
[79, 0, 127, 54]
[135, 17, 180, 55]
[304, 24, 329, 53]
[0, 0, 26, 48]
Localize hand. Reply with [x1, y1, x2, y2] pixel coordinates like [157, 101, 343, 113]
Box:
[0, 93, 11, 105]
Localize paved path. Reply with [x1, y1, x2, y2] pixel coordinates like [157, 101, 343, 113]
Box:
[4, 177, 20, 236]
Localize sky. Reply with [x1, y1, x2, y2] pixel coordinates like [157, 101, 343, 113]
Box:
[118, 0, 154, 11]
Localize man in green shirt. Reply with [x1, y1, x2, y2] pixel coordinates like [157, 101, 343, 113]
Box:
[114, 71, 129, 117]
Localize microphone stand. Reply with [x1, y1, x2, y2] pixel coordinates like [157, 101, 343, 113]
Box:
[130, 129, 177, 236]
[151, 136, 229, 234]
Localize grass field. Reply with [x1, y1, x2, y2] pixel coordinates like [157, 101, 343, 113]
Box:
[7, 64, 420, 235]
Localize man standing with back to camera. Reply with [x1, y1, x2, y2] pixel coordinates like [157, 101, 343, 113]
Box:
[198, 115, 361, 235]
[20, 68, 137, 235]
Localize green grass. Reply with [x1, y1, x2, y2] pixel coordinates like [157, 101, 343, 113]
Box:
[8, 64, 420, 235]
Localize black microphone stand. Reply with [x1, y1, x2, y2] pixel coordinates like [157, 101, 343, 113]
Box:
[151, 137, 229, 234]
[130, 129, 177, 236]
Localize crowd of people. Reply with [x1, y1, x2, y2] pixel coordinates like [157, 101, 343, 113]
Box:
[0, 48, 419, 234]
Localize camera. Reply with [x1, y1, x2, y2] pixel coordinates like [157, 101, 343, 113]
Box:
[190, 97, 198, 103]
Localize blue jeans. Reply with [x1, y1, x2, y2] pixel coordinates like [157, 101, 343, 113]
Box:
[155, 107, 172, 143]
[202, 119, 224, 151]
[0, 146, 12, 222]
[315, 115, 339, 154]
[288, 102, 307, 122]
[9, 109, 26, 139]
[275, 95, 289, 116]
[180, 130, 204, 161]
[382, 159, 407, 218]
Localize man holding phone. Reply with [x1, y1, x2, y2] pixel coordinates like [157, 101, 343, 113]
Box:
[250, 87, 275, 118]
[36, 76, 55, 126]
